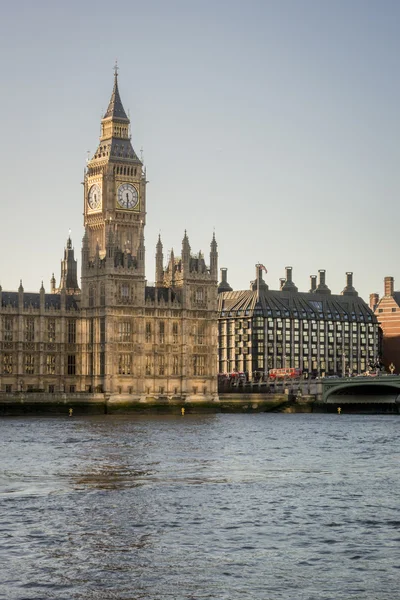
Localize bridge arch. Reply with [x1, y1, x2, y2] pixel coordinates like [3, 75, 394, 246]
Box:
[323, 380, 400, 404]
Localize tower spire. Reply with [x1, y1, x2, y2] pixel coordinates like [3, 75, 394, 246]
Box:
[103, 64, 128, 121]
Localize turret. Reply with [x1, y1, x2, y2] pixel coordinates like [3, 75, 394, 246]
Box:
[50, 273, 56, 293]
[81, 229, 89, 272]
[155, 234, 164, 286]
[58, 235, 80, 294]
[137, 221, 145, 274]
[18, 280, 24, 309]
[210, 233, 218, 280]
[40, 282, 45, 312]
[182, 230, 191, 273]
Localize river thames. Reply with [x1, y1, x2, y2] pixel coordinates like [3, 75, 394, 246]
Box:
[1, 413, 399, 600]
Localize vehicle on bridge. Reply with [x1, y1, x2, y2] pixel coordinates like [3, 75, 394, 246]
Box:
[269, 368, 302, 380]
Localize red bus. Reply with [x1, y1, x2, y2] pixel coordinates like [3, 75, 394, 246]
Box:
[269, 368, 302, 380]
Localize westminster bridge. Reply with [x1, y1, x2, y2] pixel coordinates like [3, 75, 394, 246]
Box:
[219, 374, 400, 407]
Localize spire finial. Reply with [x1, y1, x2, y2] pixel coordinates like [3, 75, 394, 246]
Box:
[114, 59, 119, 79]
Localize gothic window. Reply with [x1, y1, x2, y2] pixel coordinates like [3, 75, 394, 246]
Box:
[100, 318, 106, 344]
[89, 286, 95, 307]
[89, 320, 94, 344]
[145, 355, 152, 376]
[47, 319, 56, 342]
[193, 355, 205, 376]
[197, 323, 205, 345]
[3, 353, 13, 374]
[118, 354, 132, 375]
[46, 355, 56, 375]
[25, 318, 35, 342]
[158, 355, 165, 375]
[118, 321, 131, 342]
[67, 355, 76, 375]
[88, 354, 93, 376]
[25, 354, 34, 374]
[68, 320, 76, 344]
[172, 355, 179, 375]
[100, 352, 105, 376]
[172, 322, 178, 344]
[159, 322, 165, 344]
[195, 288, 204, 303]
[100, 284, 105, 306]
[145, 322, 152, 343]
[120, 284, 130, 301]
[3, 317, 13, 341]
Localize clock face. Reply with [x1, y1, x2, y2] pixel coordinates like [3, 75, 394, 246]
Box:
[88, 184, 101, 210]
[117, 183, 138, 209]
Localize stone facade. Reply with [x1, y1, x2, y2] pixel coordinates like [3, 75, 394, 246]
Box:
[0, 71, 219, 400]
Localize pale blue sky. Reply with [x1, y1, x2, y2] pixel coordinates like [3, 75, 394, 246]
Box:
[1, 0, 399, 301]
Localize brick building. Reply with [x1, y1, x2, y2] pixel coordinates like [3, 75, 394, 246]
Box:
[370, 276, 400, 371]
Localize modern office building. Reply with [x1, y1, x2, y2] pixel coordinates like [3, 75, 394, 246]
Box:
[218, 266, 380, 378]
[0, 71, 219, 399]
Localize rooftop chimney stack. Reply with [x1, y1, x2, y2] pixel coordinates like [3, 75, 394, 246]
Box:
[316, 269, 331, 294]
[342, 271, 358, 296]
[384, 276, 394, 297]
[369, 293, 379, 311]
[218, 267, 233, 293]
[310, 275, 317, 293]
[281, 266, 298, 292]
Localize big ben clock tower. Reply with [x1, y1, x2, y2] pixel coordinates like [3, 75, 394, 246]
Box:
[83, 65, 146, 262]
[81, 68, 147, 392]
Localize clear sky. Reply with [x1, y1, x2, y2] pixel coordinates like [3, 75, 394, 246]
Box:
[1, 0, 399, 302]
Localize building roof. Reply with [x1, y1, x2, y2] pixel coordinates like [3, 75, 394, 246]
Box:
[218, 288, 377, 322]
[1, 292, 79, 311]
[103, 72, 129, 121]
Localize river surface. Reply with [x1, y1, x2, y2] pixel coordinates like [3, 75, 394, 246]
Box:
[0, 413, 399, 600]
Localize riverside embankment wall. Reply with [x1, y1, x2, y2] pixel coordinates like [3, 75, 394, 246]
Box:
[0, 393, 316, 416]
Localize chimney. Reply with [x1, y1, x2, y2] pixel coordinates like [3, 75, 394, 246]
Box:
[218, 267, 233, 293]
[251, 265, 268, 292]
[316, 269, 331, 294]
[310, 275, 317, 293]
[280, 278, 285, 290]
[342, 271, 358, 296]
[384, 276, 394, 297]
[369, 293, 379, 311]
[281, 266, 298, 292]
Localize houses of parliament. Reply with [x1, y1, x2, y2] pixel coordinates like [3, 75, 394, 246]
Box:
[0, 71, 219, 400]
